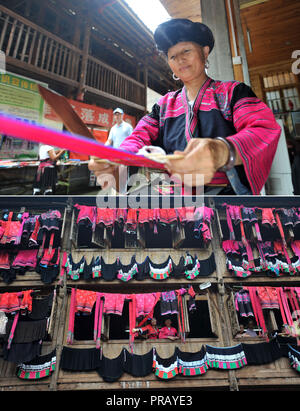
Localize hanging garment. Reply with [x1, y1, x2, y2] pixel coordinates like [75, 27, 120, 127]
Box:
[96, 208, 116, 235]
[115, 208, 128, 226]
[198, 253, 216, 276]
[175, 207, 195, 226]
[240, 207, 258, 222]
[222, 240, 241, 255]
[278, 208, 300, 227]
[234, 290, 254, 317]
[205, 343, 247, 370]
[170, 256, 186, 278]
[12, 249, 38, 270]
[16, 348, 56, 380]
[28, 217, 41, 247]
[0, 251, 15, 284]
[262, 208, 276, 226]
[96, 350, 125, 382]
[74, 204, 97, 231]
[256, 287, 280, 310]
[156, 208, 178, 226]
[65, 254, 86, 280]
[242, 340, 282, 365]
[138, 208, 156, 230]
[37, 210, 61, 247]
[60, 346, 101, 371]
[20, 214, 39, 244]
[177, 346, 208, 376]
[117, 256, 138, 282]
[100, 257, 121, 281]
[148, 256, 173, 280]
[123, 348, 154, 377]
[4, 318, 47, 344]
[200, 222, 212, 243]
[135, 257, 150, 281]
[36, 248, 60, 284]
[2, 341, 42, 363]
[135, 293, 159, 318]
[245, 287, 268, 337]
[0, 212, 22, 245]
[153, 349, 178, 379]
[0, 290, 33, 314]
[184, 256, 201, 280]
[102, 293, 126, 316]
[160, 291, 178, 316]
[73, 289, 97, 314]
[29, 293, 53, 320]
[125, 209, 138, 233]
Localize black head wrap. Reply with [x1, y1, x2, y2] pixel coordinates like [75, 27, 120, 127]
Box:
[154, 18, 215, 55]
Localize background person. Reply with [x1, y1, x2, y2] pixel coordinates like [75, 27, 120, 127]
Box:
[33, 144, 65, 195]
[105, 108, 133, 148]
[159, 318, 179, 340]
[132, 317, 160, 340]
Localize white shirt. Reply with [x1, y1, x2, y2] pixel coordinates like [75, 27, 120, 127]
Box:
[39, 145, 54, 160]
[108, 121, 133, 148]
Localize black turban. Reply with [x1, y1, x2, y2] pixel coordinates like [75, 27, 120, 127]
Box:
[154, 18, 215, 55]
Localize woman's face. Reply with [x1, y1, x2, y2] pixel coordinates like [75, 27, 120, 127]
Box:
[167, 42, 209, 84]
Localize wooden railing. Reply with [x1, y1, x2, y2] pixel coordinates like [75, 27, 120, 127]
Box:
[0, 6, 145, 109]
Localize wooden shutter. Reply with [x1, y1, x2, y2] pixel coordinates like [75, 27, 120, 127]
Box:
[227, 291, 240, 337]
[207, 291, 219, 337]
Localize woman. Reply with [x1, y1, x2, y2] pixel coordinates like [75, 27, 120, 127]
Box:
[132, 317, 160, 340]
[159, 318, 178, 340]
[33, 144, 65, 195]
[89, 19, 281, 195]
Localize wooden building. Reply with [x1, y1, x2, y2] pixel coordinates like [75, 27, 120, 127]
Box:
[0, 0, 177, 120]
[1, 195, 300, 391]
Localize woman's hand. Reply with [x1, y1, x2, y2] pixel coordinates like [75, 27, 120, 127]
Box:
[165, 138, 230, 186]
[88, 157, 119, 189]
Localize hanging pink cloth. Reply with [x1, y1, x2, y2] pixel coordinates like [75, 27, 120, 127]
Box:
[245, 287, 268, 338]
[67, 288, 76, 344]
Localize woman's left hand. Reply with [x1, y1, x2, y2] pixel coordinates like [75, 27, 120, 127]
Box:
[165, 138, 230, 186]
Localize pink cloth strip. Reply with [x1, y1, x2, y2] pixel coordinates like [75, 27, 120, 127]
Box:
[0, 114, 166, 170]
[67, 288, 76, 344]
[7, 311, 20, 349]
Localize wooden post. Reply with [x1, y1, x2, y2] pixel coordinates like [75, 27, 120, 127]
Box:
[143, 58, 148, 114]
[77, 19, 91, 100]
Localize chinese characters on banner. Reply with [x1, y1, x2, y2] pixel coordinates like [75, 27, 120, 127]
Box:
[43, 99, 137, 160]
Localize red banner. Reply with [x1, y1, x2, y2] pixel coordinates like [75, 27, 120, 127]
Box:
[44, 99, 136, 128]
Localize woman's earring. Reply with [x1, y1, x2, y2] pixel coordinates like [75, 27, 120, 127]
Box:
[172, 73, 180, 81]
[205, 60, 210, 70]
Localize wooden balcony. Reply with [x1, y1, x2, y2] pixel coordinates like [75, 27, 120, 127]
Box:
[0, 5, 146, 111]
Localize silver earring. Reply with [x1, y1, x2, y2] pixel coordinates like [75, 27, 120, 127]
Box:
[172, 73, 180, 81]
[205, 60, 210, 70]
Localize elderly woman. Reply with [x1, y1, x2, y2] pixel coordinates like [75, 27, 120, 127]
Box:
[89, 19, 281, 195]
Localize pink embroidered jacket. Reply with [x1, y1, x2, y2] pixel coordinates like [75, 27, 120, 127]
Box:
[120, 78, 281, 195]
